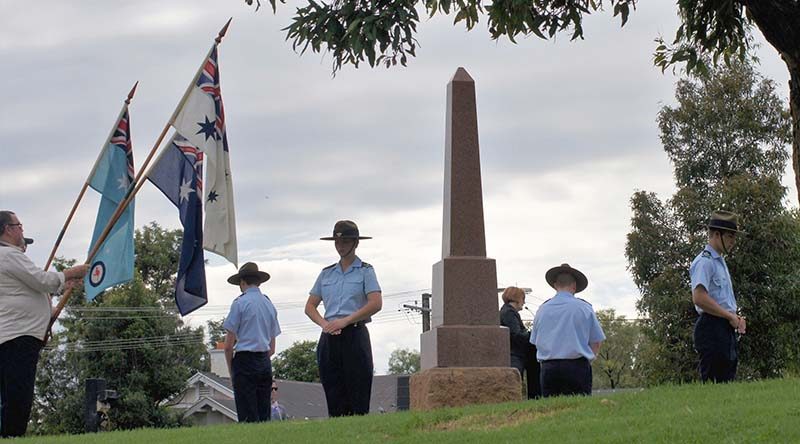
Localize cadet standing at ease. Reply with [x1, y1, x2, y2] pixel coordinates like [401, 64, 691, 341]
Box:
[690, 210, 747, 383]
[305, 220, 382, 417]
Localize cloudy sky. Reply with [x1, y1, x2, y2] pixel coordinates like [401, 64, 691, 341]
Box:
[1, 1, 793, 373]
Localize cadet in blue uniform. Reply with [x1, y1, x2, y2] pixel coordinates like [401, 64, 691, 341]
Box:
[690, 210, 747, 383]
[530, 263, 605, 397]
[223, 262, 281, 423]
[305, 220, 382, 417]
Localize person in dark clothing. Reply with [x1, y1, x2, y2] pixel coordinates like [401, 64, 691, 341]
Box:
[499, 286, 541, 399]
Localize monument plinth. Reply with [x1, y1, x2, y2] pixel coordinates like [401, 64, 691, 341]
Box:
[411, 68, 521, 410]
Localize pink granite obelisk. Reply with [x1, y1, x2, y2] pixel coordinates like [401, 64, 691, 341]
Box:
[410, 68, 521, 410]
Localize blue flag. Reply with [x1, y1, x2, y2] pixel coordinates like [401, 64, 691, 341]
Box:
[148, 134, 207, 315]
[85, 108, 135, 300]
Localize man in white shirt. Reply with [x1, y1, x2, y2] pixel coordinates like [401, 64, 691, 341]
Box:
[0, 210, 87, 437]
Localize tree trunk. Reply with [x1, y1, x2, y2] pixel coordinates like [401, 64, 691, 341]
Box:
[789, 64, 800, 205]
[741, 0, 800, 203]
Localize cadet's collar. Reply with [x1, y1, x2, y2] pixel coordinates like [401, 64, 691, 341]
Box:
[554, 290, 575, 298]
[337, 256, 362, 273]
[704, 244, 722, 259]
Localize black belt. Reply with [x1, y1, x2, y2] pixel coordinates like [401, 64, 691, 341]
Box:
[339, 321, 367, 330]
[542, 357, 588, 363]
[235, 351, 269, 356]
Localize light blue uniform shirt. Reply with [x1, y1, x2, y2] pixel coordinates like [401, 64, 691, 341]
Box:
[223, 287, 281, 352]
[530, 291, 606, 361]
[690, 244, 737, 315]
[310, 256, 381, 322]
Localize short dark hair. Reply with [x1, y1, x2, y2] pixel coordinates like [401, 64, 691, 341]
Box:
[0, 211, 15, 236]
[240, 275, 260, 286]
[554, 272, 576, 288]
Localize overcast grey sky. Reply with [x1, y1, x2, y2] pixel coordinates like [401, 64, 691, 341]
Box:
[1, 1, 793, 373]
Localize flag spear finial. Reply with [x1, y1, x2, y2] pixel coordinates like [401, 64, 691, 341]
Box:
[125, 81, 139, 105]
[216, 18, 233, 44]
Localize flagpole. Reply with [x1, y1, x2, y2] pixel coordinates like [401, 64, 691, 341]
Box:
[169, 17, 232, 125]
[127, 17, 233, 210]
[47, 19, 234, 339]
[44, 82, 139, 271]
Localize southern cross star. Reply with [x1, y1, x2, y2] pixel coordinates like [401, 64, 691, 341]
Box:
[196, 116, 217, 141]
[117, 174, 129, 191]
[207, 190, 219, 202]
[179, 179, 195, 203]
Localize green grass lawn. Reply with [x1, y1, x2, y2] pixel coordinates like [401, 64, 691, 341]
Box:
[18, 378, 800, 443]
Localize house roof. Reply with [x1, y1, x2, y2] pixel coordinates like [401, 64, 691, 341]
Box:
[182, 397, 238, 422]
[177, 372, 404, 420]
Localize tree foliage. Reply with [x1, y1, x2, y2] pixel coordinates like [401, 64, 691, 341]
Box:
[247, 0, 800, 210]
[592, 309, 644, 389]
[247, 0, 634, 72]
[387, 348, 420, 375]
[206, 318, 227, 348]
[272, 340, 320, 382]
[626, 60, 800, 384]
[30, 224, 206, 434]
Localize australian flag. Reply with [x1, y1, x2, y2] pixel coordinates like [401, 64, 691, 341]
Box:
[85, 107, 135, 300]
[148, 133, 207, 315]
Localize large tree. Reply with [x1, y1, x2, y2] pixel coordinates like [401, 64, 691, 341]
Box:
[592, 309, 644, 389]
[626, 60, 800, 384]
[387, 348, 420, 375]
[30, 224, 206, 434]
[272, 340, 320, 382]
[248, 0, 800, 205]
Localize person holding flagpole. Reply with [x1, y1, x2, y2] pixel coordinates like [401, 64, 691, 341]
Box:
[0, 210, 88, 437]
[305, 220, 382, 417]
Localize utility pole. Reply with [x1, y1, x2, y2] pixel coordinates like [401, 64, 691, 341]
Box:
[403, 293, 431, 332]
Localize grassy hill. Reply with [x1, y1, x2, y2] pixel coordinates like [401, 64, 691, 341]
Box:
[19, 378, 800, 443]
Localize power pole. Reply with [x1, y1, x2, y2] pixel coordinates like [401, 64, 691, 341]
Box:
[403, 293, 431, 332]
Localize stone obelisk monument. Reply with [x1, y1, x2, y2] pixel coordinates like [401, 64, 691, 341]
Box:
[410, 68, 521, 410]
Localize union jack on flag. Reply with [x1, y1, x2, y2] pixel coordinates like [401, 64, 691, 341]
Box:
[172, 134, 204, 192]
[110, 109, 135, 184]
[195, 47, 228, 154]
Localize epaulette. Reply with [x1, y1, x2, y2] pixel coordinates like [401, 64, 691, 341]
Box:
[323, 263, 337, 270]
[701, 251, 712, 259]
[577, 298, 592, 306]
[541, 298, 552, 305]
[361, 261, 373, 269]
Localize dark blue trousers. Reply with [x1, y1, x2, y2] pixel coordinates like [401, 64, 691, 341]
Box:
[511, 349, 541, 399]
[317, 324, 373, 417]
[231, 351, 272, 423]
[694, 313, 738, 383]
[0, 335, 43, 437]
[540, 357, 592, 397]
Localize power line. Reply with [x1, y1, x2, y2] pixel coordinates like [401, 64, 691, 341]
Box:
[44, 310, 415, 353]
[66, 288, 433, 315]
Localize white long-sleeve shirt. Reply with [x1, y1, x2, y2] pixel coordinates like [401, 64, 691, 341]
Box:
[0, 243, 64, 344]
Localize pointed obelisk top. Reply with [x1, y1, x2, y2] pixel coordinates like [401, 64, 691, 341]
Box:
[450, 67, 474, 83]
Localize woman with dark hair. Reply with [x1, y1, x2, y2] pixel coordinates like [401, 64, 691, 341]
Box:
[500, 286, 541, 399]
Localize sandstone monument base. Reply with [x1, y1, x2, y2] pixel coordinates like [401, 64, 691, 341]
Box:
[410, 367, 522, 410]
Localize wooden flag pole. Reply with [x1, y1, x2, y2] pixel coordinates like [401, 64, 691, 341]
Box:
[44, 82, 139, 271]
[47, 19, 234, 338]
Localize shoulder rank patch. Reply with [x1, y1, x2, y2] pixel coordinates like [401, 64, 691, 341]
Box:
[322, 263, 337, 270]
[361, 261, 373, 269]
[701, 251, 712, 259]
[577, 298, 592, 306]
